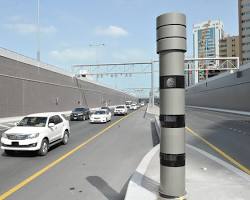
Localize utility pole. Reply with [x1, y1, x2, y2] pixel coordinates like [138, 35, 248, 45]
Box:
[156, 13, 186, 199]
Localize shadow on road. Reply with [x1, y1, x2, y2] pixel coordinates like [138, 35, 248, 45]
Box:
[150, 121, 160, 147]
[1, 142, 63, 157]
[86, 176, 130, 200]
[1, 150, 38, 157]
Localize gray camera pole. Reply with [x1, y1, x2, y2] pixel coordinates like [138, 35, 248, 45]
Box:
[156, 13, 187, 199]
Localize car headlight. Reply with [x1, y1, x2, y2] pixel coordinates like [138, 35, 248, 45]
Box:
[1, 133, 7, 138]
[27, 133, 39, 139]
[78, 113, 83, 116]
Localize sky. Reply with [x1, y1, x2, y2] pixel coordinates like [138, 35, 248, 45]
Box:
[0, 0, 239, 97]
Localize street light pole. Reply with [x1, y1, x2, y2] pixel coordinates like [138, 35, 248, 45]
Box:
[89, 43, 105, 64]
[89, 43, 105, 79]
[37, 0, 40, 62]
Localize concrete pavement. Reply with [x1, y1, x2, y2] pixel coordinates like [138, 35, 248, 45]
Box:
[125, 144, 250, 200]
[125, 106, 250, 200]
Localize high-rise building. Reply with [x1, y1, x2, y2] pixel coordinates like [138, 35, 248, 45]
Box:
[192, 20, 224, 84]
[219, 35, 240, 67]
[238, 0, 250, 64]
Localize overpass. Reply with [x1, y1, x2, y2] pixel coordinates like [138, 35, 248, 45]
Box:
[0, 46, 249, 200]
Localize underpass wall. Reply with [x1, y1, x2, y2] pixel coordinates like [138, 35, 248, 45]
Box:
[185, 63, 250, 112]
[0, 48, 135, 118]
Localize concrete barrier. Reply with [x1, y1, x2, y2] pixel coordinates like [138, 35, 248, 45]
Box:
[0, 48, 136, 118]
[186, 63, 250, 112]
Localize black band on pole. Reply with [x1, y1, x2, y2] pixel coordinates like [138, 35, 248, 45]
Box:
[160, 153, 185, 167]
[159, 192, 186, 199]
[160, 75, 185, 89]
[159, 115, 185, 128]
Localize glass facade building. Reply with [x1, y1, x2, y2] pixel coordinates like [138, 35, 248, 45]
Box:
[239, 0, 250, 64]
[192, 20, 224, 84]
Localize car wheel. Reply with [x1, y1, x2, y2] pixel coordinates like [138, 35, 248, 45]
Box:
[4, 150, 15, 156]
[38, 138, 49, 156]
[62, 131, 69, 145]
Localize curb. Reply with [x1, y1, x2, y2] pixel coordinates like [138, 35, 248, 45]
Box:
[124, 145, 159, 200]
[187, 106, 250, 116]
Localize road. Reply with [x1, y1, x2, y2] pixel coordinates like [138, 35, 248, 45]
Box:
[0, 107, 157, 200]
[0, 106, 249, 199]
[186, 107, 250, 171]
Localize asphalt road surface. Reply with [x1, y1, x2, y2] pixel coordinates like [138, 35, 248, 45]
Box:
[0, 106, 249, 200]
[0, 107, 157, 200]
[186, 107, 250, 171]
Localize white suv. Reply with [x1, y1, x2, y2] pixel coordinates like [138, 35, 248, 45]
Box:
[114, 105, 128, 116]
[1, 113, 70, 156]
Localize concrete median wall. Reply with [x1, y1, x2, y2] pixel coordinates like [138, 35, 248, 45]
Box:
[0, 48, 136, 118]
[185, 63, 250, 112]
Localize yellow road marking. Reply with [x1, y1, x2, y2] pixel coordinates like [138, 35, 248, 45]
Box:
[0, 110, 138, 200]
[186, 126, 250, 175]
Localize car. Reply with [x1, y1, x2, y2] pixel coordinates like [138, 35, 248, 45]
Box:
[140, 102, 145, 106]
[1, 113, 70, 156]
[114, 105, 128, 116]
[125, 101, 132, 109]
[100, 106, 112, 115]
[70, 107, 90, 121]
[130, 104, 138, 110]
[90, 110, 111, 123]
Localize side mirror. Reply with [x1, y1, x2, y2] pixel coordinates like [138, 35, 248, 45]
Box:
[48, 123, 55, 128]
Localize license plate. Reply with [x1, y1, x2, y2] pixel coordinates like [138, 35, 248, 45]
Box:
[12, 142, 19, 146]
[74, 117, 77, 119]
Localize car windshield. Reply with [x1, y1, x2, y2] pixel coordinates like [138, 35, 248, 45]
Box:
[117, 106, 125, 109]
[73, 108, 85, 112]
[94, 111, 106, 115]
[101, 107, 109, 110]
[17, 117, 47, 127]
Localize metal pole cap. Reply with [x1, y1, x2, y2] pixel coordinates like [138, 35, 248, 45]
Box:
[156, 13, 186, 54]
[157, 13, 186, 28]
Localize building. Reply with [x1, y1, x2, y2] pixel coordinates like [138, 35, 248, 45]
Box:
[219, 35, 240, 67]
[192, 20, 224, 84]
[238, 0, 250, 64]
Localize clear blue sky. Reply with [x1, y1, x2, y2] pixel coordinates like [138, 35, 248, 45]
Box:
[0, 0, 238, 97]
